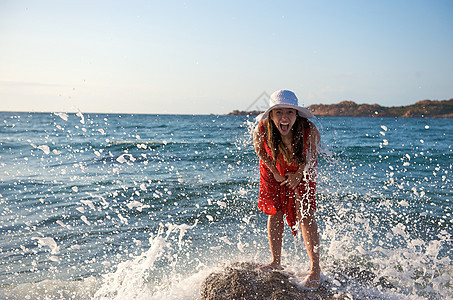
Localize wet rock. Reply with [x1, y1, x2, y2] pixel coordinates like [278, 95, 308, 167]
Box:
[200, 262, 339, 300]
[201, 262, 396, 300]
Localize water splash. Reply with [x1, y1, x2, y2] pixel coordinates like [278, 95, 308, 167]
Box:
[0, 113, 451, 299]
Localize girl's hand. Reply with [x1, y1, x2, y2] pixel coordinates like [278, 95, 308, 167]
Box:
[273, 172, 286, 183]
[281, 172, 301, 190]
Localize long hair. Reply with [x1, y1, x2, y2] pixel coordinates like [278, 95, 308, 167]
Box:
[267, 115, 308, 165]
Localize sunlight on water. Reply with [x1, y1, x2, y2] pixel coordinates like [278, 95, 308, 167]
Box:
[0, 112, 451, 299]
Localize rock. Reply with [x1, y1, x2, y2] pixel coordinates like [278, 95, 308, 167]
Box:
[201, 262, 396, 300]
[201, 262, 338, 300]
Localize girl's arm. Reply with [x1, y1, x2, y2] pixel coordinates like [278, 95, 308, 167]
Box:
[253, 122, 286, 183]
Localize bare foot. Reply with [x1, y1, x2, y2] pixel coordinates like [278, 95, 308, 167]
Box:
[303, 274, 321, 290]
[258, 263, 283, 272]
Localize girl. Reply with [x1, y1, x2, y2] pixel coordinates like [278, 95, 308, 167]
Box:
[253, 89, 321, 290]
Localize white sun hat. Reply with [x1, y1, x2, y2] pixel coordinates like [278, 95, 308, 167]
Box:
[256, 89, 314, 121]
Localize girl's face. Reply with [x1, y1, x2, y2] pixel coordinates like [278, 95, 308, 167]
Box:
[270, 108, 297, 136]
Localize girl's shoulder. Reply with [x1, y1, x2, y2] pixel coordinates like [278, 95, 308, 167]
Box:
[306, 120, 320, 142]
[253, 119, 268, 143]
[255, 119, 268, 133]
[306, 119, 319, 133]
[306, 119, 316, 128]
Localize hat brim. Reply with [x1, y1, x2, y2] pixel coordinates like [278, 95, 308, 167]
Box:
[255, 104, 314, 122]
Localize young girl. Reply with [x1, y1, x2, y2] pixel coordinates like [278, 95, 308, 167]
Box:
[253, 89, 321, 290]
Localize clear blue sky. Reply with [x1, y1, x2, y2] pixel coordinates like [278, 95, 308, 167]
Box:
[1, 0, 452, 114]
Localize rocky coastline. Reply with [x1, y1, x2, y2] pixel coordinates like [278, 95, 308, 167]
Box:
[228, 98, 453, 118]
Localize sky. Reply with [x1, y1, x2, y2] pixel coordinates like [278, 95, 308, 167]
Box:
[0, 0, 452, 115]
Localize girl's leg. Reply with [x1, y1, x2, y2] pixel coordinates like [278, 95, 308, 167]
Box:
[260, 210, 284, 270]
[296, 192, 321, 287]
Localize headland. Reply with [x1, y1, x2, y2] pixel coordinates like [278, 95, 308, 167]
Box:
[228, 98, 453, 118]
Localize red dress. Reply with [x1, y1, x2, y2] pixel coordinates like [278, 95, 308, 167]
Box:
[258, 120, 317, 235]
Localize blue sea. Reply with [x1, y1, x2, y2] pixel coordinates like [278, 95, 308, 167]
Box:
[0, 112, 451, 299]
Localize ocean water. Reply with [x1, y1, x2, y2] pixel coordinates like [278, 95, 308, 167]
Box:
[0, 112, 451, 299]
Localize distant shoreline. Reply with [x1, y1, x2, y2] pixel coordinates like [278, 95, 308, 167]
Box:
[228, 98, 453, 118]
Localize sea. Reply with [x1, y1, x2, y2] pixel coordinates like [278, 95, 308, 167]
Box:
[0, 112, 451, 300]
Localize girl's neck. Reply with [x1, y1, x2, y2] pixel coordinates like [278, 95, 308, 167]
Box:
[281, 131, 293, 146]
